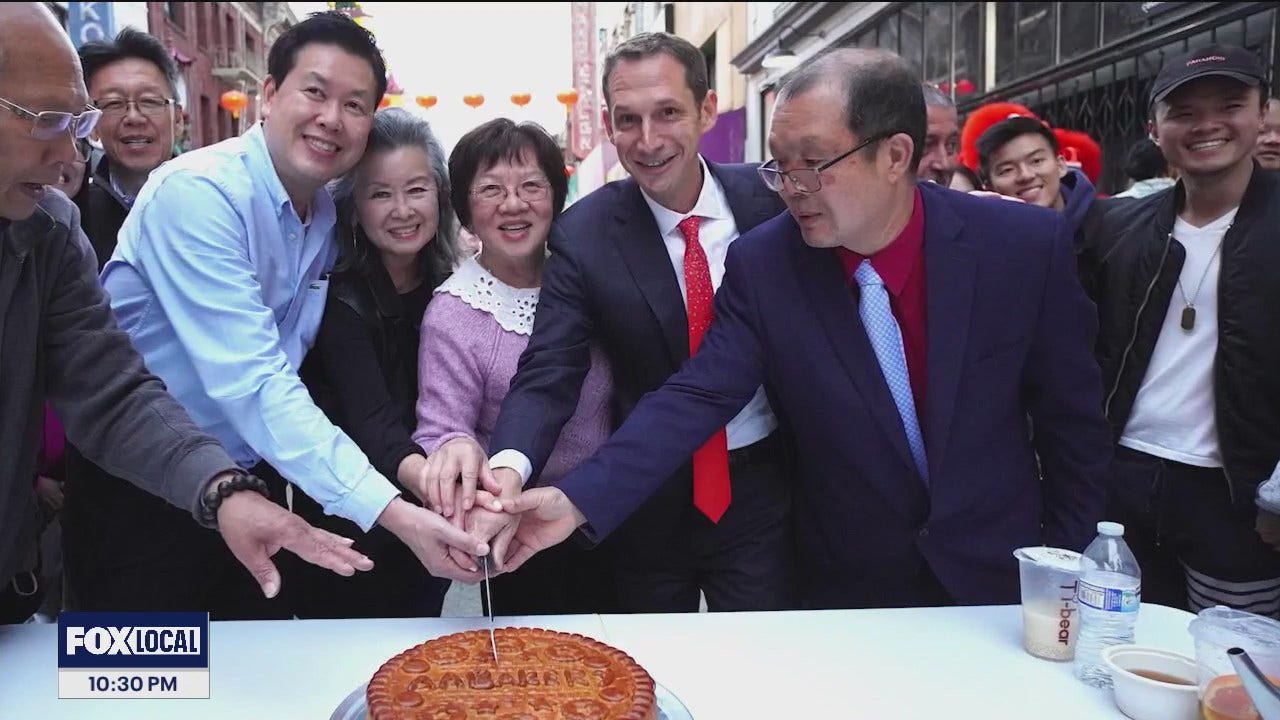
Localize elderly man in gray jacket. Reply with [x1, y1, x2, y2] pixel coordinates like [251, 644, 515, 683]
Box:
[0, 3, 449, 622]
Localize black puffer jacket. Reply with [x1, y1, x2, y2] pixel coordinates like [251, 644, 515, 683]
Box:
[1077, 165, 1280, 505]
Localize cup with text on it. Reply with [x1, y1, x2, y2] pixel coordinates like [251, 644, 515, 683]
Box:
[1015, 547, 1084, 661]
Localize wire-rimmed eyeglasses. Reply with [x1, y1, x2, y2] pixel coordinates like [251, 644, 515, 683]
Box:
[94, 96, 175, 118]
[758, 130, 898, 193]
[0, 96, 101, 141]
[469, 179, 551, 205]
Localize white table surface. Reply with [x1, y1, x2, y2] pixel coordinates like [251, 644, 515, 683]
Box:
[0, 604, 1196, 719]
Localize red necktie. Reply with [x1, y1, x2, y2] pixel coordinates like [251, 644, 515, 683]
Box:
[677, 215, 731, 523]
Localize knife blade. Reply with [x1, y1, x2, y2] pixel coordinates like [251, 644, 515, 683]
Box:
[481, 553, 498, 665]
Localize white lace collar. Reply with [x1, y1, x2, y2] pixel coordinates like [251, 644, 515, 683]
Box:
[435, 256, 540, 335]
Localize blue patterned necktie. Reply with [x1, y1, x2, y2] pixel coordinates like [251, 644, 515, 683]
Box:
[854, 259, 929, 483]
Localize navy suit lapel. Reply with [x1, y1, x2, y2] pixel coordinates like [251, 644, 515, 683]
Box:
[711, 161, 781, 232]
[920, 185, 974, 477]
[793, 226, 919, 481]
[612, 181, 689, 367]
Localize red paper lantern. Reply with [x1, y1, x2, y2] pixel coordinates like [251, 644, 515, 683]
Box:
[556, 89, 579, 108]
[378, 96, 392, 109]
[511, 93, 532, 107]
[463, 94, 485, 109]
[220, 89, 249, 119]
[416, 95, 437, 109]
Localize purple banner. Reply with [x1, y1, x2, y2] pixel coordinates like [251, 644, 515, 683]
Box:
[699, 107, 746, 164]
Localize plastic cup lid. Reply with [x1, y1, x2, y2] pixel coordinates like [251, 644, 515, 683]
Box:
[1189, 606, 1280, 650]
[1013, 546, 1082, 571]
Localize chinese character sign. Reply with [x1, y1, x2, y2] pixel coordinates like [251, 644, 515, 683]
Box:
[569, 2, 599, 161]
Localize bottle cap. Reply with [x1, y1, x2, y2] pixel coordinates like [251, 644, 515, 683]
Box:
[1098, 521, 1125, 536]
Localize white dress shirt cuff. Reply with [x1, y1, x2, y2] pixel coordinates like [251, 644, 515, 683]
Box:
[333, 469, 401, 533]
[489, 450, 533, 487]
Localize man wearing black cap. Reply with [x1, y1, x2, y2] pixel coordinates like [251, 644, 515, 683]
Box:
[1078, 44, 1280, 616]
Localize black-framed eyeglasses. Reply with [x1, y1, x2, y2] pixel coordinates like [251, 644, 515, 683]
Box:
[469, 179, 551, 205]
[0, 96, 102, 141]
[94, 96, 175, 118]
[758, 130, 898, 194]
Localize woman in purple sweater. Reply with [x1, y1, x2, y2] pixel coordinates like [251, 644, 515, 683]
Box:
[413, 119, 616, 615]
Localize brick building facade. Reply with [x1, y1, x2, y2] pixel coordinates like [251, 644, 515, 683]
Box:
[147, 2, 294, 150]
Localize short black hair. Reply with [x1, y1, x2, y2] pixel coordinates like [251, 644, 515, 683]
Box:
[79, 27, 179, 97]
[1123, 138, 1168, 182]
[602, 32, 709, 108]
[448, 118, 568, 231]
[976, 116, 1059, 178]
[778, 49, 926, 173]
[267, 10, 387, 103]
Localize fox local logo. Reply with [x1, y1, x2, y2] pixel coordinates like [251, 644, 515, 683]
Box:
[58, 611, 209, 669]
[66, 625, 201, 656]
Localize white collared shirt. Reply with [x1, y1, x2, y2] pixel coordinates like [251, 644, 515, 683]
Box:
[641, 159, 736, 303]
[638, 157, 777, 451]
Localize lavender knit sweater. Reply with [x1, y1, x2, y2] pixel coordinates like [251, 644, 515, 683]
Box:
[412, 259, 613, 485]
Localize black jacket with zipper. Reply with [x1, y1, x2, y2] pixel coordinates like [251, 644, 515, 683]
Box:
[1077, 165, 1280, 505]
[71, 150, 131, 271]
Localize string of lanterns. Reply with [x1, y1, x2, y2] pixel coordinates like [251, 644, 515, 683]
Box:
[319, 2, 580, 182]
[214, 86, 582, 124]
[360, 91, 582, 111]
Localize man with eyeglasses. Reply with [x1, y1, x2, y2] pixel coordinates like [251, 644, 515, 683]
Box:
[70, 27, 182, 271]
[496, 49, 1111, 611]
[0, 2, 377, 624]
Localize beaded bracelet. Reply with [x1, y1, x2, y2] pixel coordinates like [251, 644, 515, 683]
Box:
[198, 471, 271, 527]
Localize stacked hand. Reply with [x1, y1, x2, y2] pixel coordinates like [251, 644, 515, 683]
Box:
[496, 486, 587, 572]
[417, 438, 588, 574]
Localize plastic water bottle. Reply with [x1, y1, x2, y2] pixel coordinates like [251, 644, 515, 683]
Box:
[1074, 521, 1142, 688]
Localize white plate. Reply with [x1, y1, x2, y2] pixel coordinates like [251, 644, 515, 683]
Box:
[331, 680, 692, 719]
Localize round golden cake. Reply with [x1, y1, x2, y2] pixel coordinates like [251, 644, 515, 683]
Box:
[367, 627, 657, 720]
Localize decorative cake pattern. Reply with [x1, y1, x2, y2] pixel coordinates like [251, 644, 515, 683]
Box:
[367, 627, 658, 720]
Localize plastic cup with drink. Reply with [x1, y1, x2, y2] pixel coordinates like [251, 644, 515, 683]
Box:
[1015, 546, 1083, 661]
[1189, 606, 1280, 720]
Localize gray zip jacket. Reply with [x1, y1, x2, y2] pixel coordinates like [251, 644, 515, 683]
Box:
[0, 192, 237, 587]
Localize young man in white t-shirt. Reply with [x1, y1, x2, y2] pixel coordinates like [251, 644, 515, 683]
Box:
[1078, 44, 1280, 616]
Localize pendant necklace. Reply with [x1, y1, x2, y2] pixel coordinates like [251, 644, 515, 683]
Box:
[1174, 226, 1227, 332]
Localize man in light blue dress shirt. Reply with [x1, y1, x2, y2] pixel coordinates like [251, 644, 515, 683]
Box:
[68, 12, 487, 618]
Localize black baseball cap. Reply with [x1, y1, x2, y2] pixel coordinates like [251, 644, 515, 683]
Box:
[1149, 44, 1267, 111]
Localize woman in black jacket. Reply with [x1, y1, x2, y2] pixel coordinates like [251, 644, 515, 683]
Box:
[294, 108, 460, 618]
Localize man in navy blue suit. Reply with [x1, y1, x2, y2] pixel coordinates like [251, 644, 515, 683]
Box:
[435, 32, 796, 613]
[498, 48, 1112, 609]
